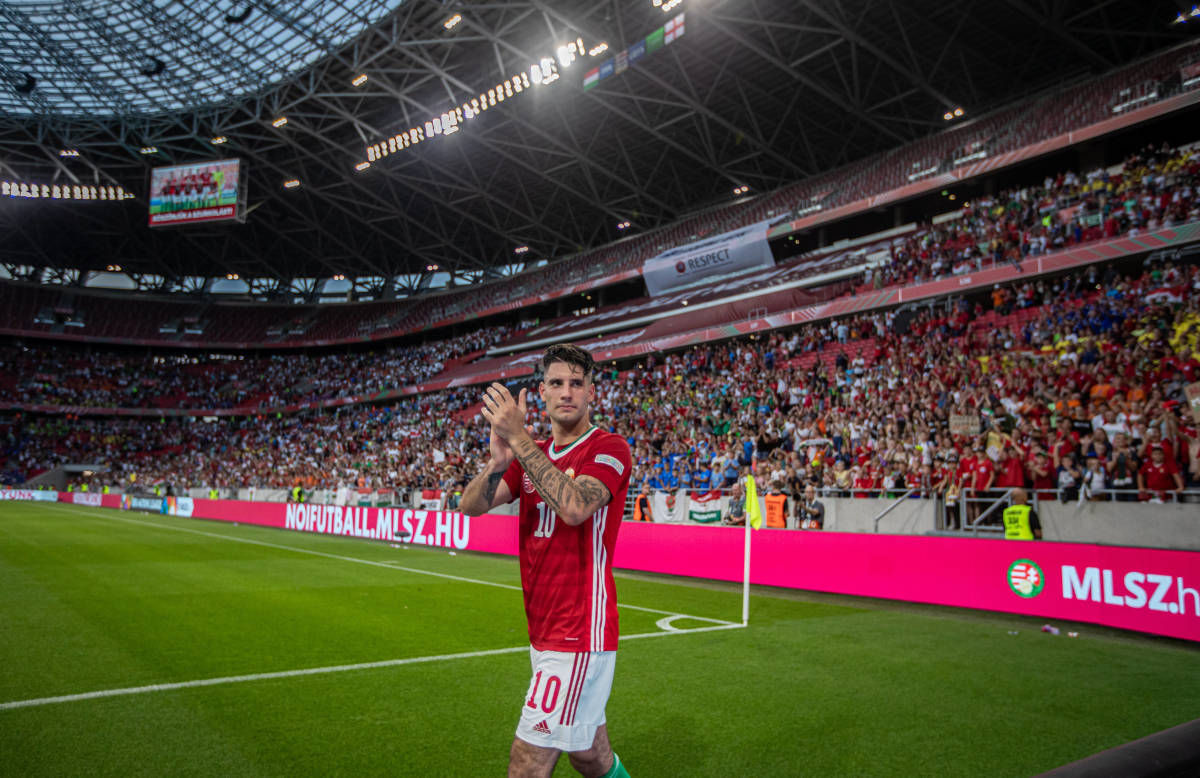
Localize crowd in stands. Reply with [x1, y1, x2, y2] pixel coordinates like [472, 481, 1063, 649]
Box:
[0, 326, 509, 410]
[4, 261, 1198, 525]
[609, 260, 1199, 520]
[873, 143, 1200, 288]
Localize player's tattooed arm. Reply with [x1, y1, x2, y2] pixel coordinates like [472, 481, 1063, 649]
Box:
[510, 435, 611, 525]
[460, 462, 512, 516]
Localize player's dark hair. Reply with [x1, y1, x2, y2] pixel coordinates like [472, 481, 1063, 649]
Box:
[542, 343, 594, 378]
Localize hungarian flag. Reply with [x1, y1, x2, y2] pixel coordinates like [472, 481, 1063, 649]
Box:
[1144, 286, 1186, 305]
[687, 489, 722, 523]
[665, 13, 685, 44]
[583, 68, 599, 90]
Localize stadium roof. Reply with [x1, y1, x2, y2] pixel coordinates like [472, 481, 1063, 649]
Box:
[0, 0, 1194, 290]
[0, 0, 398, 117]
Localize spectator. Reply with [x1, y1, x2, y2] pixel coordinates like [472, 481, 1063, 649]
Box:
[1139, 446, 1183, 502]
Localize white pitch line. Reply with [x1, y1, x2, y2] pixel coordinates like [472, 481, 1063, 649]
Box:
[0, 623, 745, 711]
[39, 504, 739, 628]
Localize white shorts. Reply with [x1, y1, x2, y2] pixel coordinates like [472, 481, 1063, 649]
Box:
[515, 648, 615, 752]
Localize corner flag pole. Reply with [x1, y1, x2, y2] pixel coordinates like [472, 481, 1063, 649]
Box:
[742, 509, 751, 626]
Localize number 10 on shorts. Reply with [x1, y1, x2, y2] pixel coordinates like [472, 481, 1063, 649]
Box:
[534, 503, 556, 538]
[526, 670, 561, 713]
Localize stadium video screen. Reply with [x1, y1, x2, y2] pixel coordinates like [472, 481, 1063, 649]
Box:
[148, 159, 246, 227]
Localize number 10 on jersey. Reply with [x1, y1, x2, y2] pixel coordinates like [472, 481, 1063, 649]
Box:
[534, 503, 556, 538]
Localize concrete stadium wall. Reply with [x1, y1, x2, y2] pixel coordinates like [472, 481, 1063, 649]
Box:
[821, 497, 937, 534]
[1040, 501, 1200, 551]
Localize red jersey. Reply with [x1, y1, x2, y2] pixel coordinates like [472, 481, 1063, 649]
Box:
[503, 426, 632, 653]
[971, 458, 995, 492]
[1140, 460, 1177, 493]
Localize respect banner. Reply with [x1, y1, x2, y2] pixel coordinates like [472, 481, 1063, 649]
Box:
[642, 220, 775, 296]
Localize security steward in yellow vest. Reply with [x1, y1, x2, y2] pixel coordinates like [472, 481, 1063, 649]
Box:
[1003, 488, 1042, 540]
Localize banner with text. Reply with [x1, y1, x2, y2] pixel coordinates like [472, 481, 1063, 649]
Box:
[0, 489, 59, 501]
[642, 219, 775, 296]
[58, 496, 1200, 642]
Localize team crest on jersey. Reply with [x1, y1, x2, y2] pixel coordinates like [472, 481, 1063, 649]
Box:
[522, 473, 535, 493]
[565, 467, 576, 479]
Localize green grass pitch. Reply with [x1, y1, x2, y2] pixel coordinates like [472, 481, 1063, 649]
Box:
[2, 501, 1198, 776]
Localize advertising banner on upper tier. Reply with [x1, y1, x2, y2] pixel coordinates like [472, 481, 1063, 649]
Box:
[0, 490, 58, 501]
[642, 219, 775, 296]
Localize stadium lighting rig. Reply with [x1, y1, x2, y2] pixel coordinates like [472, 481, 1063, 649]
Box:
[3, 181, 130, 200]
[425, 264, 439, 271]
[271, 116, 288, 127]
[354, 161, 371, 171]
[443, 13, 462, 30]
[210, 136, 228, 144]
[366, 10, 684, 163]
[331, 274, 346, 280]
[365, 33, 613, 163]
[225, 273, 240, 280]
[139, 146, 158, 155]
[942, 107, 965, 121]
[58, 149, 80, 157]
[282, 179, 300, 189]
[514, 245, 530, 254]
[733, 185, 750, 195]
[1172, 6, 1200, 23]
[352, 73, 368, 86]
[616, 220, 631, 230]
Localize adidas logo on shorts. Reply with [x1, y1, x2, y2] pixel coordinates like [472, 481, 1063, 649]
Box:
[533, 720, 553, 736]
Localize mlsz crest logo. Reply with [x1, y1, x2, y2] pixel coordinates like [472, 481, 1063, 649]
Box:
[522, 473, 535, 494]
[1008, 559, 1044, 598]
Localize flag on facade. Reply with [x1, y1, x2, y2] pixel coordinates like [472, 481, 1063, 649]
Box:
[745, 475, 763, 529]
[645, 26, 665, 55]
[615, 49, 628, 75]
[665, 13, 685, 44]
[687, 490, 722, 523]
[599, 59, 615, 80]
[628, 39, 646, 63]
[1144, 285, 1186, 304]
[583, 68, 600, 90]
